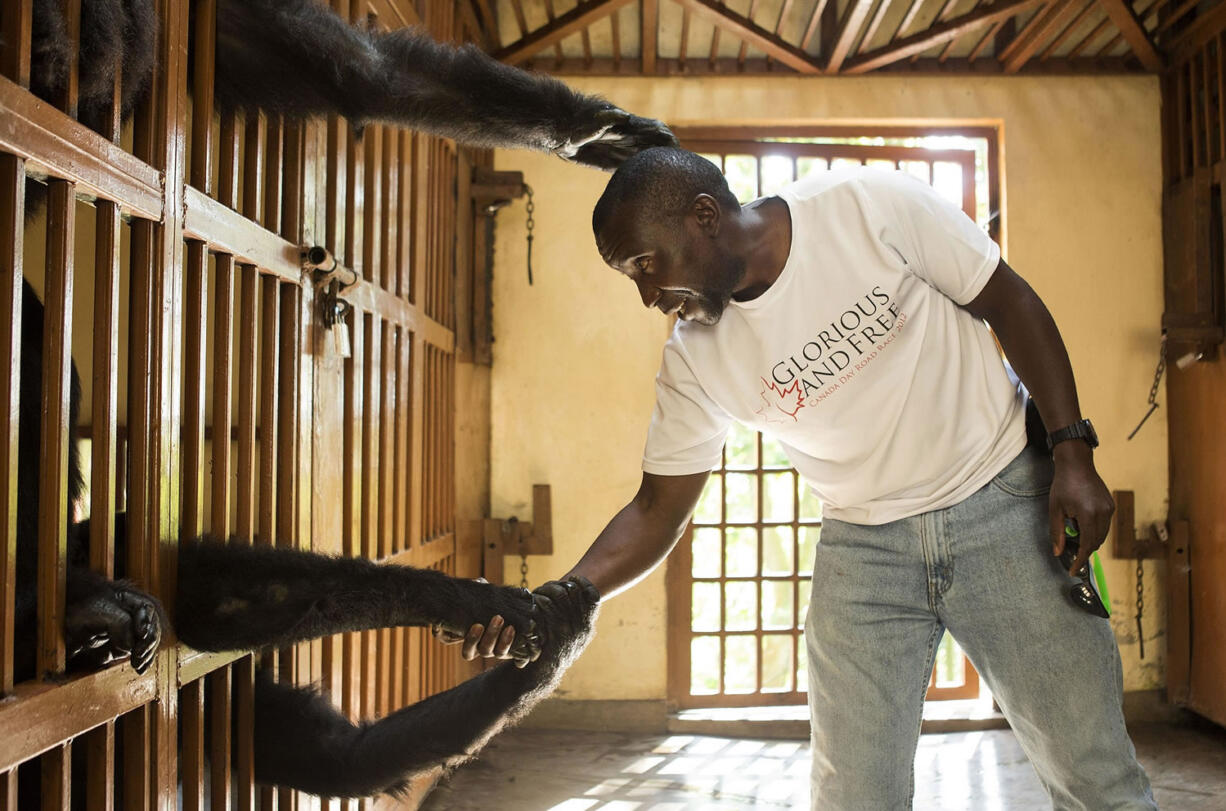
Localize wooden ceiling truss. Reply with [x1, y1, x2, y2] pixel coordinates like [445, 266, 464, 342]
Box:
[460, 0, 1225, 75]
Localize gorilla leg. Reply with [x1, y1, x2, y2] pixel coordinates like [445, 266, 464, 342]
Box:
[175, 539, 539, 658]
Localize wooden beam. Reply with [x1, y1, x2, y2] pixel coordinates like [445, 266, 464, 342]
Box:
[1039, 0, 1097, 60]
[494, 0, 634, 65]
[535, 52, 1140, 74]
[844, 0, 1045, 73]
[1067, 13, 1112, 57]
[827, 0, 875, 72]
[860, 0, 895, 55]
[544, 0, 566, 68]
[997, 1, 1057, 64]
[642, 0, 658, 73]
[1002, 0, 1087, 73]
[674, 0, 824, 72]
[887, 0, 925, 44]
[738, 0, 761, 64]
[1096, 0, 1163, 70]
[473, 0, 499, 46]
[968, 19, 1004, 61]
[801, 0, 831, 50]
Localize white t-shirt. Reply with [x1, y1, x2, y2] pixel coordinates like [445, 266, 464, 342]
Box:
[642, 167, 1027, 525]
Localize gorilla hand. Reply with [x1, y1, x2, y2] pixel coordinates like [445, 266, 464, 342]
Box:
[524, 576, 601, 679]
[65, 580, 163, 675]
[555, 106, 678, 171]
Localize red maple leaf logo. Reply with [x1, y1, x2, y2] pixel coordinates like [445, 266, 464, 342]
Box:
[754, 377, 805, 423]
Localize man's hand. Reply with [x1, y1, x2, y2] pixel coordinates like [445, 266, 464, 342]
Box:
[429, 575, 537, 668]
[1048, 442, 1115, 575]
[432, 615, 533, 667]
[432, 577, 603, 669]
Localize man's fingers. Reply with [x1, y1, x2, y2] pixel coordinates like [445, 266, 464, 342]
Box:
[1070, 547, 1092, 578]
[495, 623, 516, 657]
[1049, 507, 1066, 557]
[460, 624, 485, 661]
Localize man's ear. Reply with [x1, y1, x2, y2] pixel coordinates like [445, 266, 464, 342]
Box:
[692, 194, 721, 236]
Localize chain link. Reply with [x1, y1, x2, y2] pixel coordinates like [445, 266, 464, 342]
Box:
[1135, 558, 1145, 659]
[524, 185, 535, 286]
[1127, 333, 1167, 440]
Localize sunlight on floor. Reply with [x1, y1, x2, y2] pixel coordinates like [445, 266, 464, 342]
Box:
[540, 735, 811, 810]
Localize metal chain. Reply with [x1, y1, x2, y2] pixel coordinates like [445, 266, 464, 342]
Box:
[524, 185, 535, 286]
[518, 540, 530, 590]
[1128, 334, 1167, 440]
[1135, 558, 1145, 659]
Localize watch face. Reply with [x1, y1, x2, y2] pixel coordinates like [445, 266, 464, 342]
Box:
[1082, 419, 1099, 447]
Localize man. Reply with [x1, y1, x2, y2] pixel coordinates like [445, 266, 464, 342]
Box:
[455, 146, 1155, 809]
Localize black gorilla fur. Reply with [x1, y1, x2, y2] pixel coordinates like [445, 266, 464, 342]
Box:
[26, 0, 676, 168]
[14, 279, 599, 803]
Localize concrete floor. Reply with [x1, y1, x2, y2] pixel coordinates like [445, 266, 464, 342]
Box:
[422, 721, 1226, 810]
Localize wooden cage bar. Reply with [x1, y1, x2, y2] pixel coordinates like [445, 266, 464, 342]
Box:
[0, 0, 476, 806]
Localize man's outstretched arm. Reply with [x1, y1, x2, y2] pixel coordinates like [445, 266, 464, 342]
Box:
[452, 471, 710, 661]
[963, 257, 1115, 575]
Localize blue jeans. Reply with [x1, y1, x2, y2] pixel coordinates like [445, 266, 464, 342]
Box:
[805, 446, 1156, 810]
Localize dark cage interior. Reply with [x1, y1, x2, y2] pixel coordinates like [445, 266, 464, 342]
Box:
[0, 0, 591, 807]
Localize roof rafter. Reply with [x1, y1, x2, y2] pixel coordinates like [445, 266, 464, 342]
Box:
[494, 0, 636, 65]
[1095, 0, 1163, 70]
[643, 0, 659, 73]
[1002, 0, 1089, 72]
[672, 0, 825, 73]
[844, 0, 1046, 73]
[827, 0, 877, 72]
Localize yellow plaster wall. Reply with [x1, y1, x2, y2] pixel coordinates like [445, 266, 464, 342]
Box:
[491, 75, 1166, 700]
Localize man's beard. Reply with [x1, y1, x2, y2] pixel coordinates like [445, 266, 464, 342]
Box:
[681, 257, 746, 326]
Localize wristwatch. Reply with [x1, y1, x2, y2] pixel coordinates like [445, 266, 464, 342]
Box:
[1046, 418, 1099, 451]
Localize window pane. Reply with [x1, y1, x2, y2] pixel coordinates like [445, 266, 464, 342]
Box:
[900, 160, 930, 182]
[692, 527, 722, 578]
[691, 636, 721, 695]
[933, 161, 964, 209]
[832, 157, 862, 170]
[724, 154, 758, 203]
[798, 578, 811, 630]
[797, 156, 829, 177]
[692, 582, 721, 632]
[762, 581, 794, 630]
[799, 481, 822, 521]
[762, 526, 794, 576]
[867, 158, 895, 171]
[799, 525, 820, 574]
[762, 636, 793, 692]
[934, 631, 966, 688]
[762, 435, 789, 468]
[693, 475, 722, 524]
[761, 155, 794, 196]
[724, 422, 759, 470]
[725, 635, 757, 693]
[725, 581, 758, 631]
[763, 471, 794, 523]
[725, 527, 758, 577]
[725, 472, 758, 523]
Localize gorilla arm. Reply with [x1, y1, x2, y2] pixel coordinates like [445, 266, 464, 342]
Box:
[251, 577, 600, 798]
[215, 0, 677, 170]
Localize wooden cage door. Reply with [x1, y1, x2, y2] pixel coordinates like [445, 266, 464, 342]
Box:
[1162, 30, 1226, 728]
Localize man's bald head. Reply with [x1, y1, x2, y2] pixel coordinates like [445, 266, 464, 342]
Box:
[591, 147, 739, 255]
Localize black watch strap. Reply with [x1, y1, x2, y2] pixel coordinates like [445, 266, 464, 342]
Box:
[1046, 418, 1099, 451]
